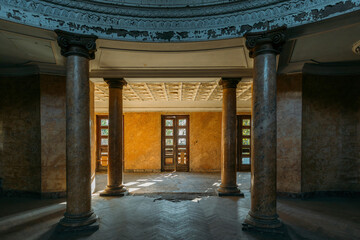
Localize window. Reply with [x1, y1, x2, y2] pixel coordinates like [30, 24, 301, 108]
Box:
[237, 115, 251, 172]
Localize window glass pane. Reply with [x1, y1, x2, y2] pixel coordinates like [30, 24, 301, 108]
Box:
[178, 138, 186, 145]
[165, 119, 173, 126]
[165, 138, 173, 146]
[242, 157, 250, 165]
[242, 138, 250, 145]
[165, 129, 173, 136]
[178, 119, 186, 126]
[101, 129, 109, 136]
[101, 138, 108, 145]
[178, 128, 186, 136]
[101, 119, 109, 126]
[242, 119, 250, 126]
[242, 129, 250, 136]
[242, 148, 250, 155]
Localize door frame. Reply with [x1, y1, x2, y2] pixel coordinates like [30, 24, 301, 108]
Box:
[161, 115, 190, 172]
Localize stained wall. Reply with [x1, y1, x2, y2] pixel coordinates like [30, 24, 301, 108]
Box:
[276, 74, 302, 193]
[189, 112, 222, 172]
[0, 74, 105, 196]
[0, 75, 41, 193]
[40, 75, 66, 196]
[124, 112, 161, 171]
[123, 112, 224, 172]
[301, 74, 360, 192]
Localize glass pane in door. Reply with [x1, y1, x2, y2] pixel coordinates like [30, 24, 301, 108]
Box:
[165, 138, 173, 146]
[165, 120, 173, 126]
[178, 128, 186, 136]
[178, 119, 186, 126]
[165, 129, 173, 136]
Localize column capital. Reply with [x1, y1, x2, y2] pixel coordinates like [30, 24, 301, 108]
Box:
[104, 78, 127, 89]
[244, 26, 286, 58]
[55, 29, 98, 59]
[220, 78, 241, 89]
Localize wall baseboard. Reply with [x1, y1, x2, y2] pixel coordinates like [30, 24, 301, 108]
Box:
[0, 190, 66, 199]
[277, 191, 360, 199]
[125, 169, 161, 173]
[190, 169, 220, 173]
[41, 191, 66, 199]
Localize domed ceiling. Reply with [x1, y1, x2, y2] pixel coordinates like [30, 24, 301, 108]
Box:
[0, 0, 359, 42]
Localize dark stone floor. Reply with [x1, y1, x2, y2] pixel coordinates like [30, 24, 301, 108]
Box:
[95, 172, 251, 195]
[1, 172, 359, 240]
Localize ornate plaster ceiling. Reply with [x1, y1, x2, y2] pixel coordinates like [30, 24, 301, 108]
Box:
[1, 0, 359, 42]
[87, 0, 280, 8]
[94, 79, 252, 103]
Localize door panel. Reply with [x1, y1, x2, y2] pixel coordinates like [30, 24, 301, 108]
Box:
[162, 115, 189, 172]
[175, 117, 189, 172]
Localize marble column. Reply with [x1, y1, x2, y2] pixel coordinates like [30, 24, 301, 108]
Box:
[242, 27, 286, 232]
[100, 78, 128, 196]
[217, 78, 244, 197]
[55, 30, 99, 230]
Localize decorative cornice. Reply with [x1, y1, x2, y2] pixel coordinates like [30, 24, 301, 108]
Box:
[220, 78, 241, 89]
[55, 30, 98, 59]
[245, 26, 287, 58]
[37, 0, 284, 18]
[0, 0, 359, 42]
[303, 61, 360, 76]
[104, 78, 127, 89]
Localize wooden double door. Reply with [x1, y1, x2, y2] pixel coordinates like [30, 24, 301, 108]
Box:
[161, 115, 189, 172]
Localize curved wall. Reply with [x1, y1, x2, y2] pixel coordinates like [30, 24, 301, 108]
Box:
[0, 0, 359, 42]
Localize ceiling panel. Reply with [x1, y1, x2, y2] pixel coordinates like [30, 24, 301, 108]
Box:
[290, 24, 360, 63]
[94, 80, 252, 104]
[0, 31, 56, 65]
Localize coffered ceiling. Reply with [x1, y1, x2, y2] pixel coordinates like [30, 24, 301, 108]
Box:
[95, 79, 252, 102]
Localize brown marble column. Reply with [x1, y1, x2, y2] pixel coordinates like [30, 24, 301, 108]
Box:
[217, 78, 244, 197]
[100, 78, 128, 196]
[55, 30, 99, 230]
[242, 27, 286, 232]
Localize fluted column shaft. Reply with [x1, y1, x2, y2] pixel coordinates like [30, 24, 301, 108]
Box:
[217, 78, 244, 196]
[243, 27, 286, 232]
[100, 78, 127, 196]
[55, 30, 99, 230]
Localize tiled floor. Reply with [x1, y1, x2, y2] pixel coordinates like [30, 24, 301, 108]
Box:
[1, 172, 359, 240]
[95, 172, 251, 195]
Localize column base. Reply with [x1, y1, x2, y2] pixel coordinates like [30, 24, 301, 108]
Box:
[216, 185, 244, 197]
[242, 211, 282, 233]
[100, 185, 128, 197]
[58, 210, 99, 232]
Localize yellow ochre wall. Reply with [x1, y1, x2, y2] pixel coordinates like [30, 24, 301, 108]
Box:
[123, 112, 228, 172]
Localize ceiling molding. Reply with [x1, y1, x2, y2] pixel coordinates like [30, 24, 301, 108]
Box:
[95, 107, 252, 113]
[287, 10, 360, 40]
[0, 64, 66, 77]
[89, 68, 253, 78]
